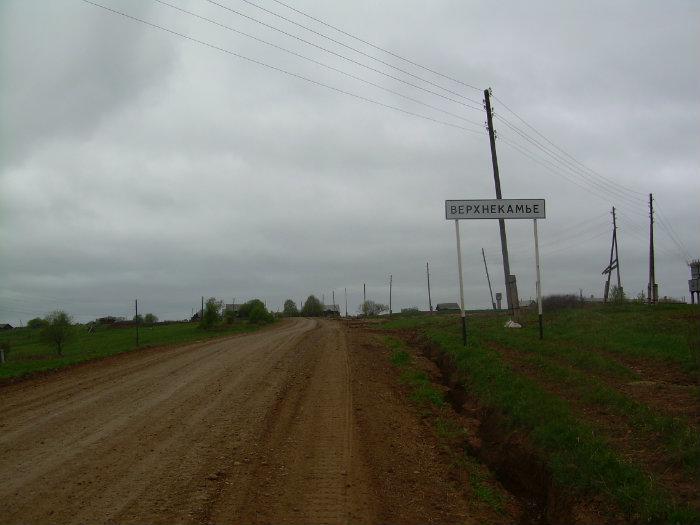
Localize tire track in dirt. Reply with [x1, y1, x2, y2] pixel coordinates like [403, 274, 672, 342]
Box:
[0, 319, 317, 524]
[211, 320, 373, 524]
[1, 318, 493, 524]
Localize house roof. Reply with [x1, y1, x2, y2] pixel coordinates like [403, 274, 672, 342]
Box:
[436, 303, 460, 310]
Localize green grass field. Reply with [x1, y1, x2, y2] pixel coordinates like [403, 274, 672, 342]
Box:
[0, 321, 263, 380]
[381, 302, 700, 523]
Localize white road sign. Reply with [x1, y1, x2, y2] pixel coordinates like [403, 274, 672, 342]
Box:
[445, 199, 546, 220]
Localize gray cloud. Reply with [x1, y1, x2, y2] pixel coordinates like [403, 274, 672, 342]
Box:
[1, 0, 698, 324]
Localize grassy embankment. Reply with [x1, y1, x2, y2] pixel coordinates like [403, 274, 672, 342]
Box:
[384, 335, 509, 515]
[381, 303, 700, 523]
[0, 321, 263, 380]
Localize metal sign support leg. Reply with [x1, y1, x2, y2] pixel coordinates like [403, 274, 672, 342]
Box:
[454, 220, 467, 346]
[533, 219, 543, 339]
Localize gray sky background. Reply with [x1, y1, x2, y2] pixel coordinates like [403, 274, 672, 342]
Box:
[1, 0, 698, 323]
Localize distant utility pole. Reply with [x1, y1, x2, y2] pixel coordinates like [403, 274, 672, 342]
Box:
[602, 207, 622, 302]
[484, 88, 516, 316]
[363, 283, 366, 305]
[344, 288, 348, 317]
[426, 262, 433, 313]
[201, 296, 204, 319]
[322, 293, 325, 307]
[482, 248, 496, 310]
[135, 299, 139, 347]
[332, 290, 335, 309]
[389, 275, 393, 317]
[648, 193, 657, 304]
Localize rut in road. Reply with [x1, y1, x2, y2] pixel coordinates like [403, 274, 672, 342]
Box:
[212, 320, 373, 523]
[1, 318, 491, 524]
[0, 319, 373, 524]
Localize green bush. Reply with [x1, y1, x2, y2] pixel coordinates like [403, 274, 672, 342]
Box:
[301, 295, 323, 317]
[249, 303, 274, 324]
[283, 299, 299, 317]
[200, 298, 223, 329]
[238, 299, 265, 318]
[27, 317, 48, 329]
[41, 311, 74, 356]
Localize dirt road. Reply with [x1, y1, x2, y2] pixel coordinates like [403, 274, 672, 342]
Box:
[0, 319, 485, 524]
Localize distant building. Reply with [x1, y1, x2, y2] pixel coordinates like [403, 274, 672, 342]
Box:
[435, 303, 460, 312]
[322, 304, 340, 317]
[0, 323, 13, 330]
[224, 304, 243, 315]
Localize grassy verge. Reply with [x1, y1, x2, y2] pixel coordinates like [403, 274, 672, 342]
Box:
[383, 335, 507, 515]
[0, 321, 266, 380]
[381, 304, 699, 523]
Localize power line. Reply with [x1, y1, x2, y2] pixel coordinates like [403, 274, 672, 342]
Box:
[654, 204, 692, 261]
[248, 0, 659, 215]
[191, 0, 483, 113]
[499, 136, 624, 205]
[266, 0, 482, 93]
[499, 135, 647, 221]
[81, 0, 484, 135]
[211, 0, 483, 106]
[496, 113, 646, 208]
[154, 0, 483, 128]
[492, 93, 648, 198]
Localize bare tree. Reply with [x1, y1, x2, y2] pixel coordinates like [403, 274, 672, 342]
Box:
[359, 300, 388, 317]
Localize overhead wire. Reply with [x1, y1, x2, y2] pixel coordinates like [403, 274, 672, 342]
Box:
[492, 93, 648, 198]
[80, 0, 691, 268]
[190, 0, 483, 113]
[81, 0, 484, 135]
[495, 113, 646, 208]
[246, 0, 662, 214]
[498, 136, 626, 205]
[654, 204, 692, 261]
[266, 0, 483, 93]
[154, 0, 484, 128]
[207, 0, 484, 106]
[225, 0, 691, 261]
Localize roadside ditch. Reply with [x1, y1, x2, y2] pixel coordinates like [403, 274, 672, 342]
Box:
[397, 331, 595, 525]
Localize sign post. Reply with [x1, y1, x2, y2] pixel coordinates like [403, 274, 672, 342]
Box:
[533, 218, 543, 339]
[445, 198, 546, 339]
[454, 220, 467, 346]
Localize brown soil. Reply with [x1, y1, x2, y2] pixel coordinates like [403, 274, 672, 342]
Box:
[0, 318, 503, 524]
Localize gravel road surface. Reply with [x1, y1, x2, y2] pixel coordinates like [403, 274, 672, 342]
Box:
[0, 318, 479, 524]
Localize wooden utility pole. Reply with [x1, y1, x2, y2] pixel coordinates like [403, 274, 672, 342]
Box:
[484, 88, 516, 316]
[603, 207, 622, 302]
[344, 287, 348, 317]
[332, 290, 335, 310]
[363, 283, 366, 305]
[389, 275, 393, 316]
[648, 193, 657, 304]
[426, 262, 433, 312]
[482, 248, 496, 310]
[201, 296, 204, 320]
[135, 299, 139, 347]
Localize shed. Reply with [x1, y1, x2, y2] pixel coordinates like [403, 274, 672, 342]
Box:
[435, 303, 460, 312]
[0, 323, 13, 330]
[322, 304, 340, 317]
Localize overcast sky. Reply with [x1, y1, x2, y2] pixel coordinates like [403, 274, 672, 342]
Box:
[1, 0, 698, 323]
